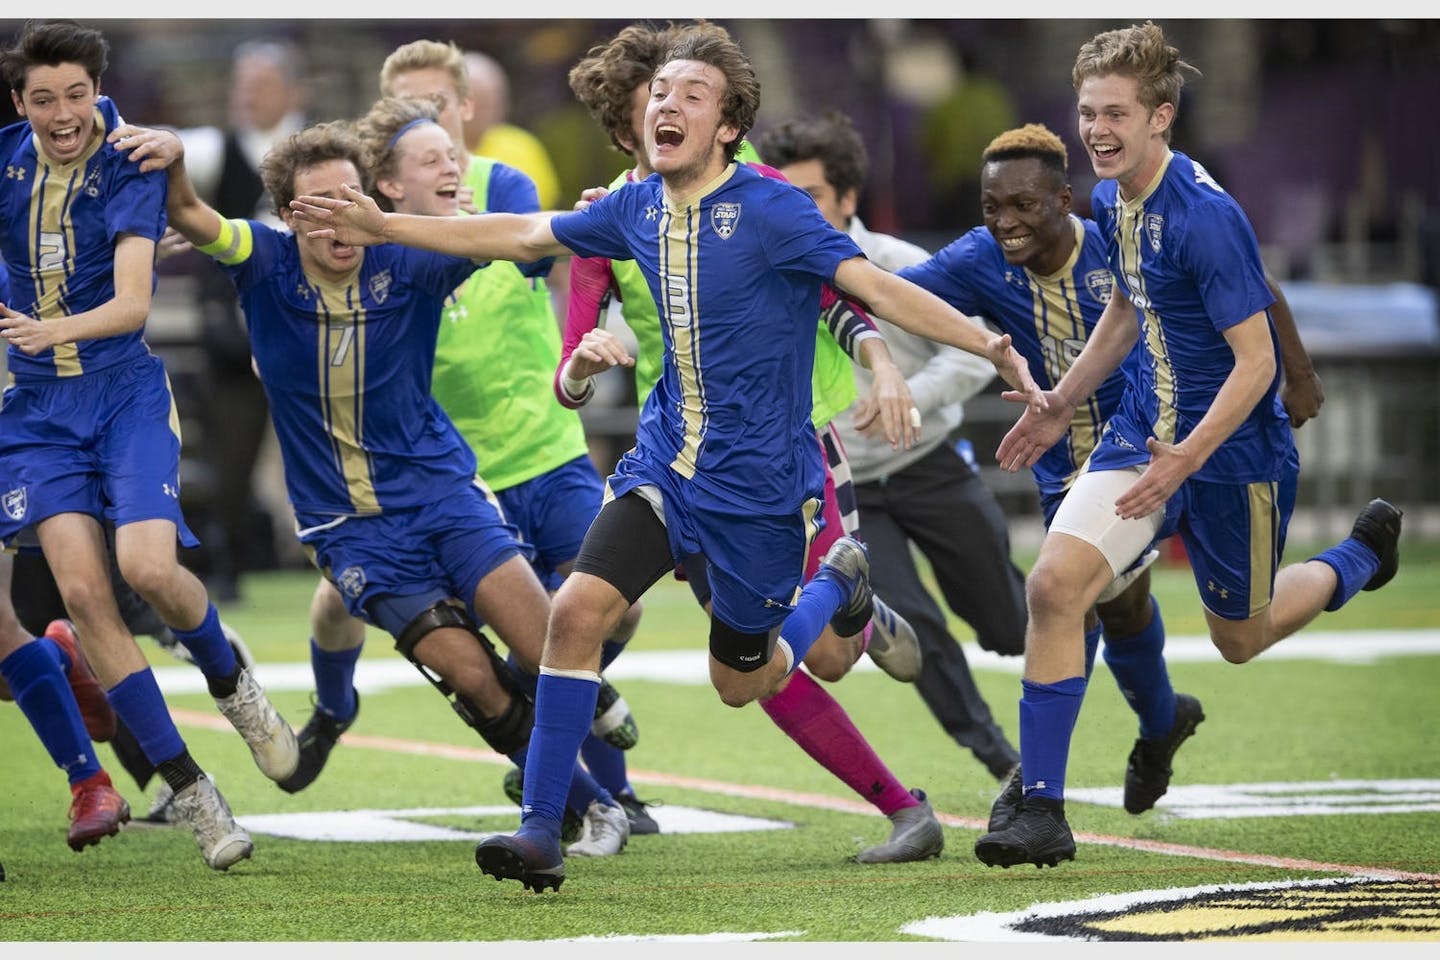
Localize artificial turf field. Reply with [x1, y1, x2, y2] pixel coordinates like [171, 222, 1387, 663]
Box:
[3, 540, 1439, 946]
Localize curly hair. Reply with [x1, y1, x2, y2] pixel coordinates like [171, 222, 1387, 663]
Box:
[981, 123, 1068, 182]
[660, 21, 759, 164]
[753, 109, 868, 199]
[354, 95, 447, 211]
[261, 120, 369, 217]
[568, 21, 686, 155]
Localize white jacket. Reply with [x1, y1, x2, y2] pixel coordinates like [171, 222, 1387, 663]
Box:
[835, 217, 997, 484]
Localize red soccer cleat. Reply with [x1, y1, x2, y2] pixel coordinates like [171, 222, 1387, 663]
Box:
[45, 619, 117, 743]
[67, 770, 131, 852]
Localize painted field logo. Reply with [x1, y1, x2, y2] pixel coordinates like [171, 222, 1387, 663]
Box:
[904, 877, 1440, 941]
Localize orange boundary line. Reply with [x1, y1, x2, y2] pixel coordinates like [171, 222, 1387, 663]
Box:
[170, 707, 1440, 884]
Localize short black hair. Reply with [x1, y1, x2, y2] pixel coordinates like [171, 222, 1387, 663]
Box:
[1, 20, 109, 94]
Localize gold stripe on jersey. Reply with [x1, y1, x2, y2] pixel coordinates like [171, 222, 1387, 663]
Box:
[659, 203, 705, 479]
[1247, 480, 1278, 617]
[1116, 157, 1177, 444]
[1027, 216, 1100, 481]
[310, 275, 379, 514]
[162, 366, 183, 444]
[660, 164, 740, 480]
[792, 495, 824, 604]
[29, 128, 103, 378]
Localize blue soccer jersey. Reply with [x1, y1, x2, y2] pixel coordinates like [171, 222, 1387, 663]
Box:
[0, 96, 166, 381]
[549, 162, 863, 516]
[206, 220, 480, 516]
[1091, 150, 1292, 483]
[898, 217, 1129, 501]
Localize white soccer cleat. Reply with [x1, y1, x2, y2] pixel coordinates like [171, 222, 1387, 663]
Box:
[170, 774, 253, 871]
[215, 667, 300, 782]
[565, 800, 630, 857]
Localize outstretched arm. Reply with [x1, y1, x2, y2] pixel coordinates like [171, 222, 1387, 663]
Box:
[832, 255, 1044, 414]
[290, 184, 572, 263]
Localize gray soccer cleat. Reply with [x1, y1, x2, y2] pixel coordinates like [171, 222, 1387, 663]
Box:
[564, 799, 630, 857]
[169, 774, 253, 871]
[865, 595, 922, 682]
[855, 788, 945, 864]
[141, 781, 178, 825]
[818, 535, 874, 638]
[215, 667, 300, 782]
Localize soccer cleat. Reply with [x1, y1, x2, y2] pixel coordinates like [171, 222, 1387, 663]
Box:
[67, 771, 131, 851]
[500, 766, 582, 842]
[973, 795, 1076, 869]
[45, 619, 117, 743]
[855, 788, 944, 864]
[215, 667, 300, 783]
[591, 678, 639, 750]
[1350, 498, 1403, 592]
[618, 793, 660, 836]
[564, 799, 630, 857]
[818, 535, 874, 638]
[169, 774, 253, 871]
[277, 694, 358, 794]
[1124, 692, 1205, 814]
[988, 763, 1023, 833]
[865, 596, 922, 682]
[141, 781, 177, 824]
[475, 831, 565, 892]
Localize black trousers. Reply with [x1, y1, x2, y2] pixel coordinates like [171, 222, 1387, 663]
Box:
[854, 441, 1026, 778]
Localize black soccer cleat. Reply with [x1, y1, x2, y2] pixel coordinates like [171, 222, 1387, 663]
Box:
[817, 536, 874, 638]
[973, 795, 1076, 869]
[475, 832, 565, 893]
[1350, 498, 1403, 592]
[1123, 692, 1204, 815]
[277, 693, 359, 795]
[618, 793, 660, 836]
[591, 679, 639, 750]
[988, 763, 1024, 833]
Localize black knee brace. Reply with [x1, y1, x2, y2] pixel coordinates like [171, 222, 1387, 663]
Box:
[394, 602, 534, 755]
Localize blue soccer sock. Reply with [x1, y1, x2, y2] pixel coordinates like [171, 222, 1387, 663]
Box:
[1083, 622, 1102, 680]
[311, 638, 361, 721]
[1312, 538, 1382, 612]
[1018, 676, 1087, 801]
[1, 640, 102, 785]
[519, 671, 601, 839]
[1101, 597, 1176, 739]
[169, 604, 238, 692]
[107, 668, 186, 766]
[774, 574, 847, 672]
[579, 733, 631, 797]
[599, 639, 626, 671]
[507, 653, 539, 697]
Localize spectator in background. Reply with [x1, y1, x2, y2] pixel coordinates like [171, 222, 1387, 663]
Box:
[174, 39, 309, 601]
[758, 109, 1025, 783]
[462, 50, 561, 211]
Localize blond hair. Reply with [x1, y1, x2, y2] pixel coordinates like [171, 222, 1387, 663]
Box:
[1072, 22, 1200, 141]
[379, 39, 466, 101]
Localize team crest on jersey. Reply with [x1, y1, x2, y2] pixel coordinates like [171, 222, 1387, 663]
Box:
[369, 270, 393, 305]
[1085, 269, 1114, 304]
[82, 166, 102, 198]
[710, 203, 741, 239]
[337, 565, 367, 599]
[2, 488, 26, 521]
[1145, 213, 1164, 253]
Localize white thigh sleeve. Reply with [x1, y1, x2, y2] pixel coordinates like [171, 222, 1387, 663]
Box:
[1048, 467, 1165, 581]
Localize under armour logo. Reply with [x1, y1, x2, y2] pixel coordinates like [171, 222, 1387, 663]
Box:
[644, 205, 659, 221]
[1206, 580, 1230, 600]
[5, 165, 25, 180]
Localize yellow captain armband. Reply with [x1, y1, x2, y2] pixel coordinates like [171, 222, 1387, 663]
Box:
[196, 217, 253, 266]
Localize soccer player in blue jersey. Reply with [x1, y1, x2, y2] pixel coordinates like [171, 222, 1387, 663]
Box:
[115, 107, 631, 857]
[289, 21, 1043, 892]
[0, 19, 296, 870]
[975, 21, 1403, 869]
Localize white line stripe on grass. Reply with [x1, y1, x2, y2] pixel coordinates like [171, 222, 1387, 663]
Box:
[167, 708, 1440, 884]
